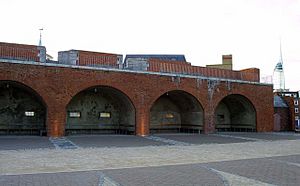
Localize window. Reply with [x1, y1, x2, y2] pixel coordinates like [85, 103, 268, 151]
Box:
[25, 111, 35, 117]
[100, 112, 111, 118]
[69, 112, 81, 118]
[294, 100, 298, 106]
[295, 116, 299, 120]
[295, 108, 299, 113]
[165, 113, 174, 119]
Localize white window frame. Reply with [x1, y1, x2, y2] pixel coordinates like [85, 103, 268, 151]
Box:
[25, 111, 35, 117]
[295, 108, 299, 113]
[100, 112, 111, 118]
[69, 111, 81, 118]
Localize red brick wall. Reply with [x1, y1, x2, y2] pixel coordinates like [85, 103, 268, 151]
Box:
[148, 58, 259, 82]
[0, 61, 273, 137]
[282, 97, 295, 130]
[78, 51, 118, 67]
[240, 68, 260, 82]
[274, 107, 291, 131]
[0, 42, 40, 62]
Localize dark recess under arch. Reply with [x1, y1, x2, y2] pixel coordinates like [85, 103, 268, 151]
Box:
[65, 86, 135, 135]
[215, 94, 256, 132]
[0, 81, 46, 135]
[150, 90, 204, 133]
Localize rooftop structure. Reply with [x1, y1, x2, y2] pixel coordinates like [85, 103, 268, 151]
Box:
[58, 50, 123, 69]
[124, 54, 187, 71]
[0, 42, 46, 63]
[125, 54, 186, 62]
[206, 55, 233, 70]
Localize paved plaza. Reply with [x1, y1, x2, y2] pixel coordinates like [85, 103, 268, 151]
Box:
[0, 132, 300, 185]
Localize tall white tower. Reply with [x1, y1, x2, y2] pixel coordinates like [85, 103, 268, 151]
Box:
[273, 41, 285, 92]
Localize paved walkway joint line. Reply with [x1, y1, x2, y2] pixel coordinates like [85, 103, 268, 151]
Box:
[98, 173, 121, 186]
[212, 134, 269, 142]
[210, 168, 276, 186]
[268, 158, 300, 168]
[49, 137, 79, 149]
[271, 132, 300, 137]
[201, 166, 230, 186]
[144, 135, 190, 146]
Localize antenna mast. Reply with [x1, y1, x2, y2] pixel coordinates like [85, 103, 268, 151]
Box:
[39, 28, 43, 46]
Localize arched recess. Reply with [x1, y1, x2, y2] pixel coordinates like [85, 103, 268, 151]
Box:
[65, 86, 135, 135]
[214, 94, 256, 132]
[0, 81, 47, 135]
[150, 90, 204, 133]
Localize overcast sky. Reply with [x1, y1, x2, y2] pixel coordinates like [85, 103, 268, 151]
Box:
[1, 0, 299, 90]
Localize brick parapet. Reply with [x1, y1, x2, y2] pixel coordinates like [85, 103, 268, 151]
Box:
[0, 42, 43, 62]
[148, 58, 259, 82]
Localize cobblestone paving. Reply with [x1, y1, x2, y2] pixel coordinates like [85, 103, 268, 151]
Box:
[0, 133, 300, 185]
[206, 155, 300, 186]
[269, 154, 300, 164]
[218, 132, 300, 141]
[211, 133, 270, 142]
[3, 156, 299, 186]
[0, 171, 105, 186]
[103, 164, 226, 186]
[0, 136, 53, 150]
[143, 135, 191, 146]
[68, 135, 165, 148]
[155, 133, 251, 144]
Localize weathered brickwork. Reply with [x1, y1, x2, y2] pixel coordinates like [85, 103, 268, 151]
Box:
[78, 50, 120, 67]
[274, 107, 291, 131]
[148, 58, 260, 82]
[0, 61, 274, 137]
[282, 97, 296, 131]
[0, 42, 44, 62]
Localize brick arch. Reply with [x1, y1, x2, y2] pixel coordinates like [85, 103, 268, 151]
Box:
[148, 89, 205, 111]
[148, 89, 205, 133]
[63, 82, 138, 110]
[213, 93, 257, 132]
[213, 93, 257, 114]
[0, 80, 48, 108]
[0, 80, 48, 135]
[64, 84, 137, 135]
[65, 84, 137, 111]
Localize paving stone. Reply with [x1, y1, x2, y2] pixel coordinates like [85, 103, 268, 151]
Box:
[67, 135, 165, 148]
[270, 154, 300, 164]
[0, 136, 53, 150]
[206, 157, 300, 186]
[0, 171, 104, 186]
[218, 132, 300, 141]
[155, 133, 250, 144]
[103, 164, 226, 186]
[143, 135, 191, 146]
[1, 133, 300, 185]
